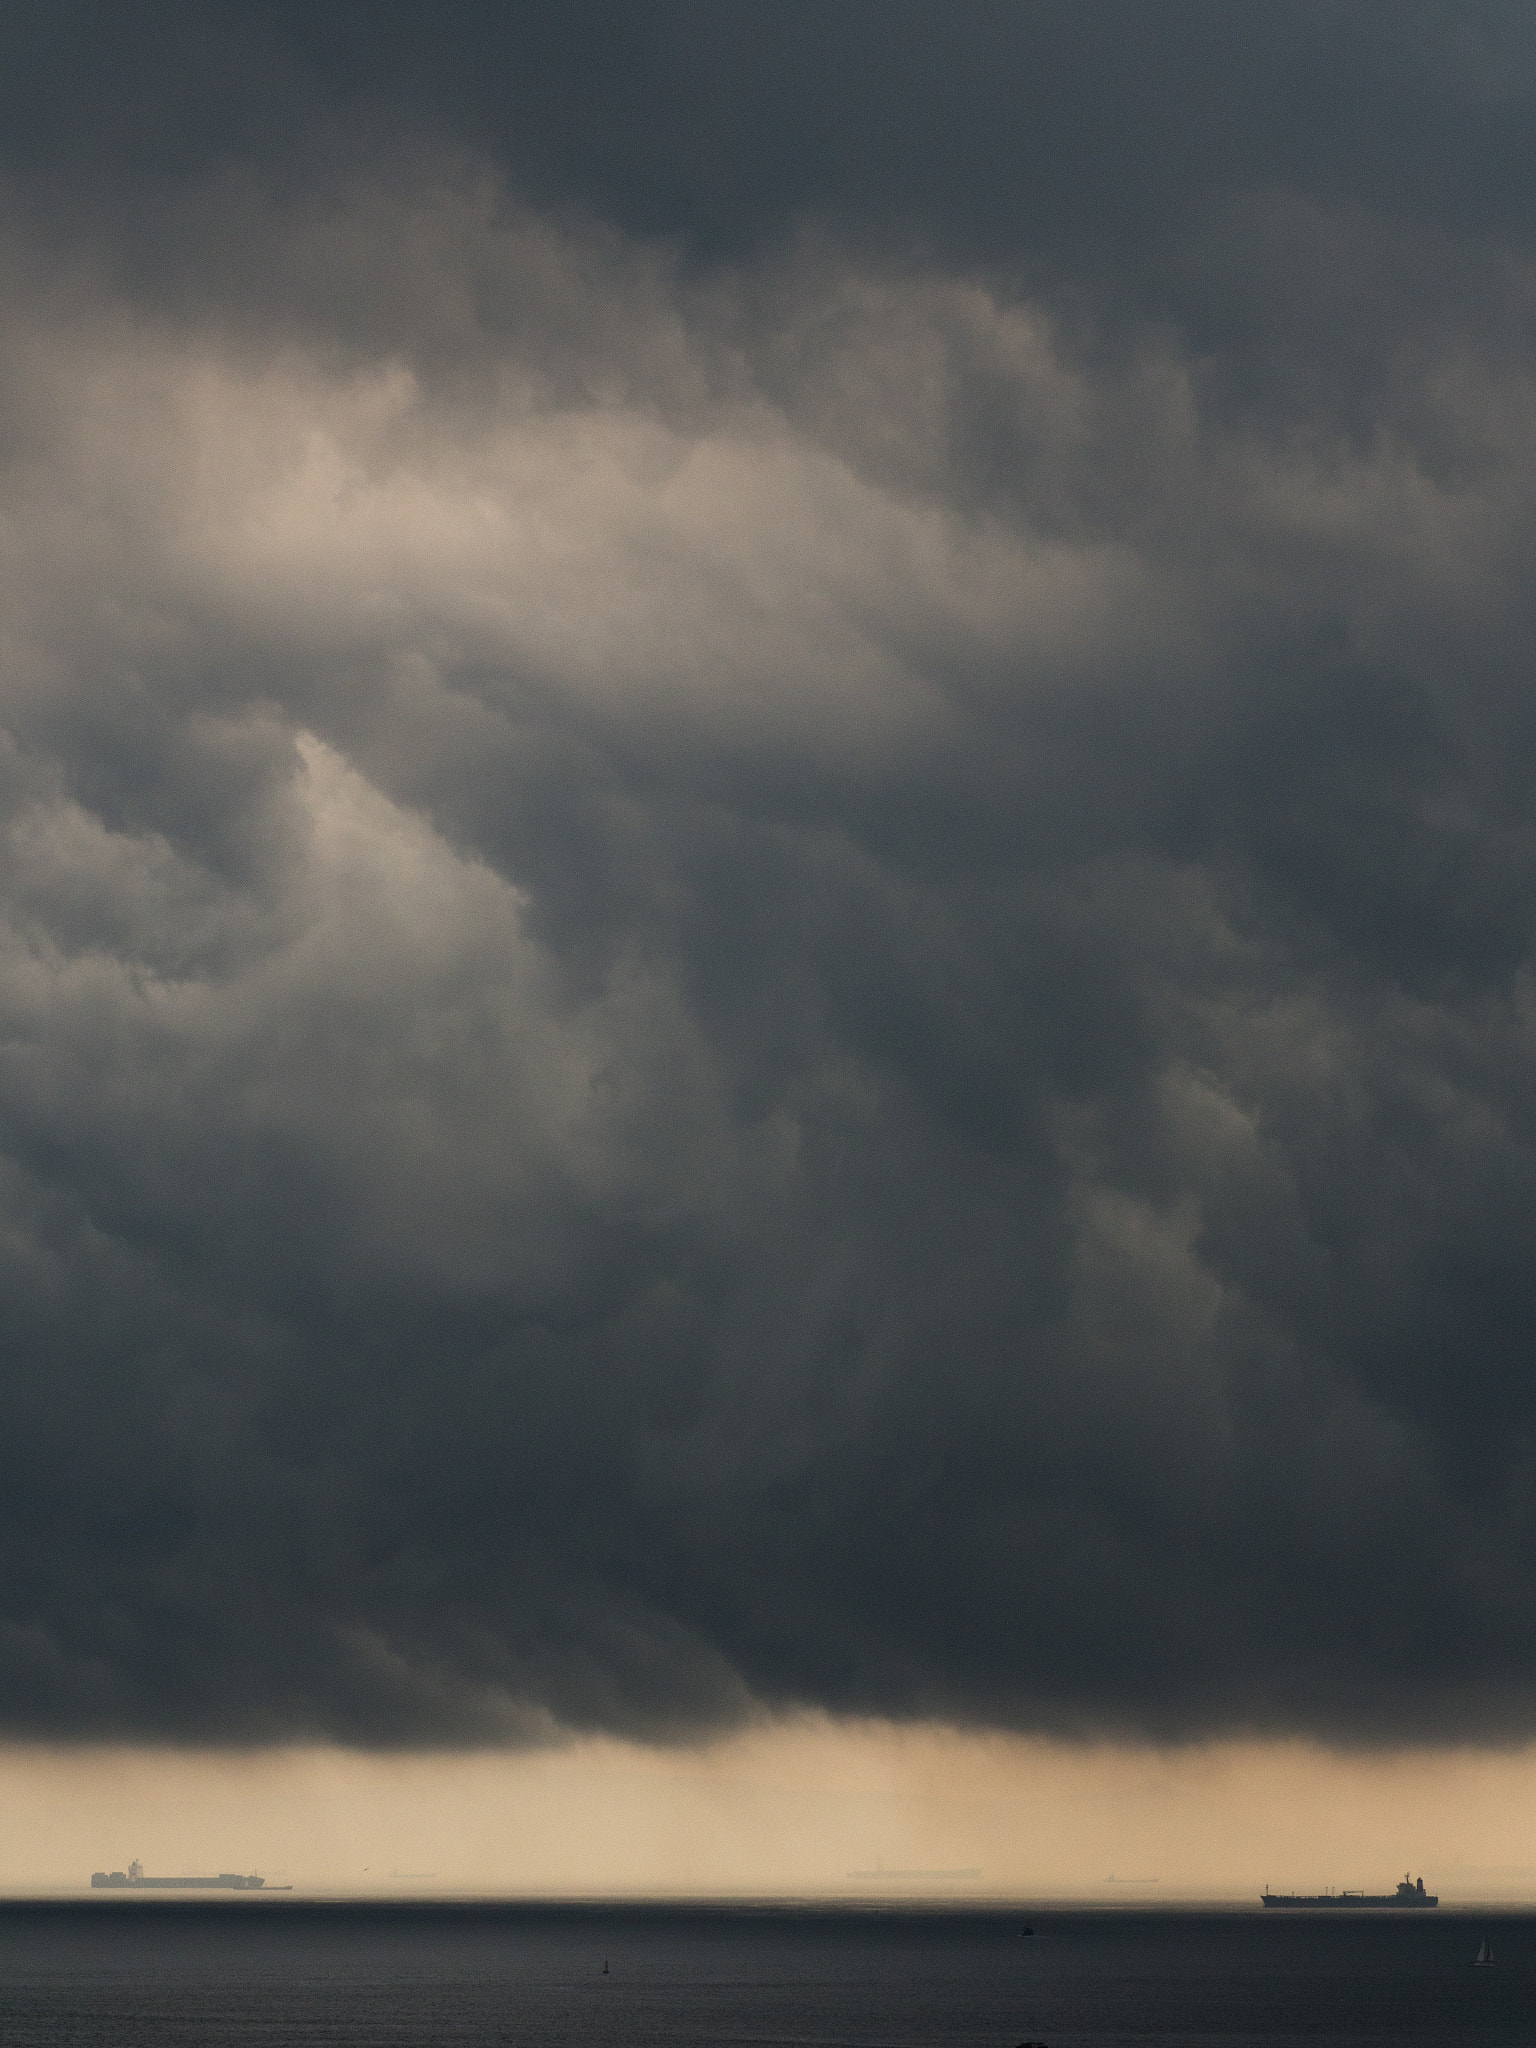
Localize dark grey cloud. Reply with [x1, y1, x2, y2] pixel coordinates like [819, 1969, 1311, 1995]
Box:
[0, 7, 1534, 1748]
[11, 2, 1536, 262]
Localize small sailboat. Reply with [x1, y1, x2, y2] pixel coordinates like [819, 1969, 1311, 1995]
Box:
[601, 1960, 610, 1976]
[1472, 1938, 1493, 1967]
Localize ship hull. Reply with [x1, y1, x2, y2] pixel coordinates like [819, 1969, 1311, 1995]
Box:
[91, 1874, 266, 1890]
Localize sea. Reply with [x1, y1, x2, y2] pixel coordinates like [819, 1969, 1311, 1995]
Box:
[0, 1899, 1529, 2048]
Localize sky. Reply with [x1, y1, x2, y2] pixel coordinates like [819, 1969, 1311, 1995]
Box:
[5, 0, 1536, 1893]
[12, 1727, 1536, 1901]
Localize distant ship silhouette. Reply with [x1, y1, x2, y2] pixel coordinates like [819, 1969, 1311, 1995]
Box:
[1261, 1873, 1436, 1909]
[91, 1859, 289, 1891]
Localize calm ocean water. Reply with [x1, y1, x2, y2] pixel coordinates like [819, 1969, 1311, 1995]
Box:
[0, 1900, 1529, 2048]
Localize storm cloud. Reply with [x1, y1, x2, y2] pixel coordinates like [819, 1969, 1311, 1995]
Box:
[1, 4, 1536, 1746]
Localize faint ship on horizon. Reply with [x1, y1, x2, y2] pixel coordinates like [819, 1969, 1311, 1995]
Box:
[1261, 1873, 1436, 1909]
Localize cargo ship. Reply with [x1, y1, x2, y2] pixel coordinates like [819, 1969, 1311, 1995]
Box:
[92, 1860, 271, 1890]
[1261, 1874, 1436, 1908]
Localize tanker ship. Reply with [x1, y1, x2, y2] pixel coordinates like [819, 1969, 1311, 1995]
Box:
[1261, 1874, 1437, 1908]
